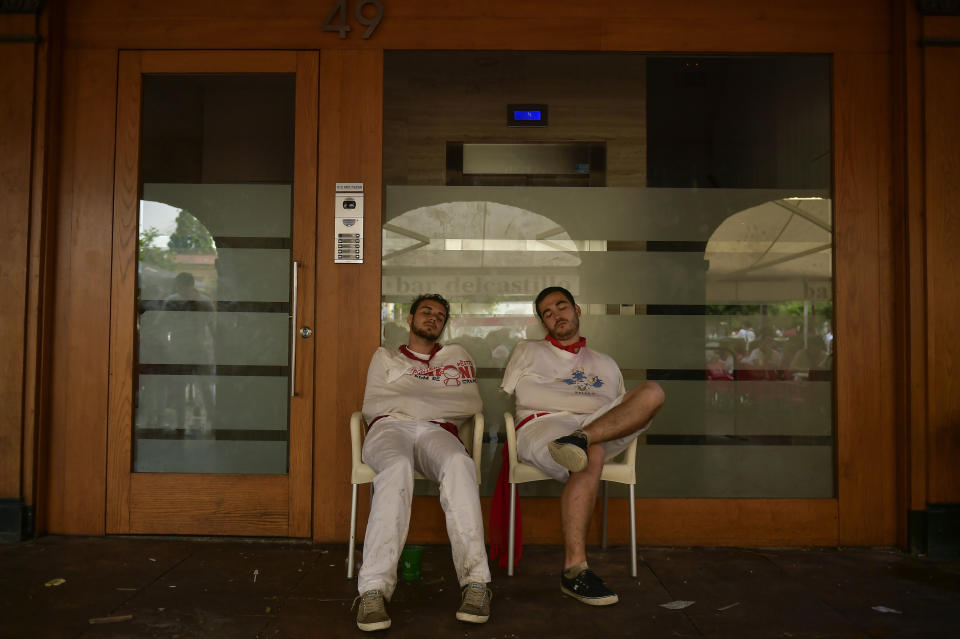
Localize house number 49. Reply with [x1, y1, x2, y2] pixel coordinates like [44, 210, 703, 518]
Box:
[322, 0, 384, 39]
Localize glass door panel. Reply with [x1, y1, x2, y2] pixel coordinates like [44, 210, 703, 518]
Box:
[135, 75, 295, 474]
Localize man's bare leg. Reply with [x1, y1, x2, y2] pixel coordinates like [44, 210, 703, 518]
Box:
[560, 444, 605, 569]
[549, 381, 664, 473]
[583, 381, 664, 444]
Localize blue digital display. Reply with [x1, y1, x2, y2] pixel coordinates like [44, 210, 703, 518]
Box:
[513, 110, 542, 121]
[507, 104, 548, 126]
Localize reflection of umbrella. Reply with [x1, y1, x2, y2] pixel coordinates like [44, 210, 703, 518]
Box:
[382, 201, 582, 301]
[384, 201, 581, 267]
[705, 198, 832, 303]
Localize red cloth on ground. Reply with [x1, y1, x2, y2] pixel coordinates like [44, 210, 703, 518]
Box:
[488, 412, 549, 568]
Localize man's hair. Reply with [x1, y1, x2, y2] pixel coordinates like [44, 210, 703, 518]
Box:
[409, 293, 451, 328]
[534, 286, 576, 320]
[174, 272, 195, 289]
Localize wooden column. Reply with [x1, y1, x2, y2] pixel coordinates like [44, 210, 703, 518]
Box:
[43, 47, 118, 534]
[923, 17, 960, 506]
[895, 0, 928, 549]
[0, 14, 38, 512]
[833, 50, 899, 546]
[312, 49, 384, 542]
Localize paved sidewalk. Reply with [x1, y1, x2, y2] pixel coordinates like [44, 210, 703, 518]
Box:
[1, 536, 959, 638]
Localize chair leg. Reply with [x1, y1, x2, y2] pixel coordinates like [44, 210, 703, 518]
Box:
[348, 483, 358, 579]
[601, 481, 609, 550]
[508, 483, 516, 577]
[629, 483, 637, 578]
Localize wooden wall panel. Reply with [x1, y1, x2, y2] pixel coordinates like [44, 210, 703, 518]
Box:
[44, 48, 117, 534]
[0, 36, 36, 499]
[834, 53, 898, 545]
[384, 52, 646, 187]
[405, 497, 838, 546]
[64, 0, 888, 54]
[312, 49, 384, 542]
[924, 45, 960, 504]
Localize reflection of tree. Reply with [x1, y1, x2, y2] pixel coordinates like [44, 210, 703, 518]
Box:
[138, 227, 174, 269]
[706, 302, 833, 323]
[168, 210, 215, 254]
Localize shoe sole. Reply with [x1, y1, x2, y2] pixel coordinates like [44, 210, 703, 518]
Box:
[548, 441, 588, 472]
[357, 620, 391, 631]
[561, 586, 619, 606]
[456, 611, 490, 623]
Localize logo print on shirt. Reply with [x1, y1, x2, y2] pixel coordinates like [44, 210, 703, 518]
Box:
[408, 360, 477, 386]
[557, 368, 604, 394]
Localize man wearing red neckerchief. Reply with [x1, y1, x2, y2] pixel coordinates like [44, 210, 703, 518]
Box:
[493, 286, 664, 606]
[354, 294, 492, 631]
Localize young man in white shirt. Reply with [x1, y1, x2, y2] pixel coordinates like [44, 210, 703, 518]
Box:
[354, 293, 492, 631]
[501, 286, 664, 606]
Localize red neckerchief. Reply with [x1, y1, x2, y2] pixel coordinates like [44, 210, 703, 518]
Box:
[399, 343, 442, 364]
[545, 334, 586, 354]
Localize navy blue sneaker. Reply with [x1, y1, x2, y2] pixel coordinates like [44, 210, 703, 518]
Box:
[561, 567, 619, 606]
[548, 428, 589, 472]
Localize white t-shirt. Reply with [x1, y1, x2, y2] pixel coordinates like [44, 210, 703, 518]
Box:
[501, 339, 624, 422]
[362, 344, 482, 426]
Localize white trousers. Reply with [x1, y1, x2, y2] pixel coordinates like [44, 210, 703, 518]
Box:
[517, 395, 646, 483]
[358, 418, 491, 599]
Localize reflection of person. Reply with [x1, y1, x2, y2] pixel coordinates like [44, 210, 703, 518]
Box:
[381, 322, 408, 349]
[492, 287, 664, 606]
[706, 349, 734, 380]
[733, 322, 756, 349]
[354, 293, 492, 631]
[822, 321, 834, 355]
[487, 328, 514, 369]
[788, 335, 828, 380]
[161, 272, 215, 430]
[742, 331, 782, 369]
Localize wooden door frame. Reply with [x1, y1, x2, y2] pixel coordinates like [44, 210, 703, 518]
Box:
[106, 50, 318, 537]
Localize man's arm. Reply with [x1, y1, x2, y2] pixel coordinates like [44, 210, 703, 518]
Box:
[499, 340, 530, 396]
[360, 347, 388, 425]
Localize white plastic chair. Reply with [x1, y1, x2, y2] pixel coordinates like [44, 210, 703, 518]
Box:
[504, 412, 639, 577]
[347, 411, 485, 579]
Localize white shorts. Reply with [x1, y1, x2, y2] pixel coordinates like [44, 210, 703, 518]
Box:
[516, 395, 648, 482]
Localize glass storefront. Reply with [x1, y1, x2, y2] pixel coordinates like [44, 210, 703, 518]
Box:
[382, 52, 833, 498]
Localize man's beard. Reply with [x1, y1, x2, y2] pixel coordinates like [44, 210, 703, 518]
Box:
[548, 316, 579, 342]
[411, 323, 442, 342]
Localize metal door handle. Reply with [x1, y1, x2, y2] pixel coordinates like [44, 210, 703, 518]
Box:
[300, 327, 313, 338]
[290, 261, 299, 397]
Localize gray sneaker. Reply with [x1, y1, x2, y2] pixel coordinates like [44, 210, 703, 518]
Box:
[456, 582, 492, 623]
[353, 589, 391, 631]
[548, 429, 589, 472]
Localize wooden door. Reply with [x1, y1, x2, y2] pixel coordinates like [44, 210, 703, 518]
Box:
[106, 51, 318, 536]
